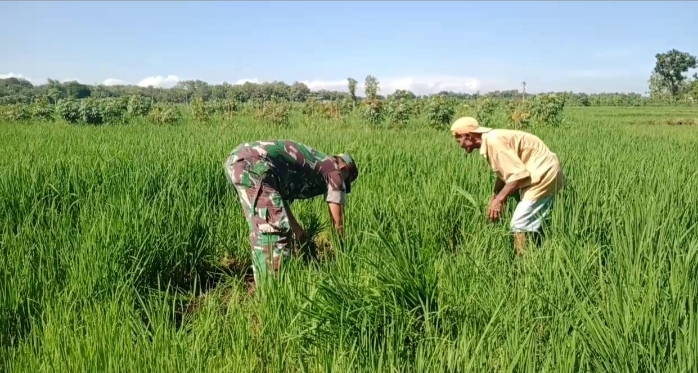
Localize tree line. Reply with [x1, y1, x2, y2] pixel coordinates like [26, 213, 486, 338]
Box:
[1, 49, 696, 108]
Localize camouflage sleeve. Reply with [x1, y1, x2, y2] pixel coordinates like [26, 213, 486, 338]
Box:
[282, 141, 346, 205]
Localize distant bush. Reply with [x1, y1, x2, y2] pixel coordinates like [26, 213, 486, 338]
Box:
[0, 103, 31, 122]
[127, 95, 152, 118]
[57, 98, 81, 124]
[31, 97, 54, 122]
[425, 95, 455, 130]
[149, 104, 182, 125]
[0, 93, 573, 130]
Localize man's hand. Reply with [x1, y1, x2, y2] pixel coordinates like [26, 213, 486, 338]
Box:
[488, 177, 528, 222]
[488, 197, 504, 222]
[284, 200, 308, 244]
[290, 220, 308, 244]
[295, 226, 308, 242]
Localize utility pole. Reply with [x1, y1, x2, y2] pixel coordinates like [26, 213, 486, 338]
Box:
[522, 81, 526, 102]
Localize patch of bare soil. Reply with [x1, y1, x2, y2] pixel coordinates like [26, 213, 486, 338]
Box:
[644, 118, 698, 126]
[219, 255, 255, 288]
[665, 118, 697, 126]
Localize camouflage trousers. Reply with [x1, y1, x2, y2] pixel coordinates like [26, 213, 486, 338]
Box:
[223, 152, 293, 283]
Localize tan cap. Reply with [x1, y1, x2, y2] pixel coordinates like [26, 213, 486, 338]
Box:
[450, 116, 492, 135]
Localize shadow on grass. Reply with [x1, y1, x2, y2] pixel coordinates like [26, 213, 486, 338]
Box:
[135, 209, 342, 331]
[169, 213, 339, 329]
[170, 254, 254, 329]
[0, 311, 33, 351]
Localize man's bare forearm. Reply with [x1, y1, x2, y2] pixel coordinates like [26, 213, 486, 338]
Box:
[328, 202, 344, 236]
[494, 178, 528, 203]
[493, 177, 506, 196]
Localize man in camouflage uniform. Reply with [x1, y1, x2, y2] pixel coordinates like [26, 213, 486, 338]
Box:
[223, 140, 359, 284]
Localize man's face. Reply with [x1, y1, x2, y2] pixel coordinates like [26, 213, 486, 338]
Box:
[454, 133, 479, 153]
[338, 160, 356, 194]
[337, 159, 352, 183]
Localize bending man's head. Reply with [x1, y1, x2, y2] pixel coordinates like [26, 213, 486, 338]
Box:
[450, 117, 492, 154]
[335, 153, 358, 193]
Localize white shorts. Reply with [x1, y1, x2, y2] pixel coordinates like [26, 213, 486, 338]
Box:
[510, 195, 554, 233]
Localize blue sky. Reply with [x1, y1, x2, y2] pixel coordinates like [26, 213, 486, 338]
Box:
[1, 1, 696, 95]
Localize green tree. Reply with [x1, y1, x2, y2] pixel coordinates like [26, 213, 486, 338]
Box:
[652, 49, 697, 100]
[290, 81, 310, 102]
[364, 75, 379, 100]
[689, 74, 698, 102]
[647, 72, 672, 102]
[347, 78, 358, 106]
[389, 89, 416, 100]
[63, 80, 92, 99]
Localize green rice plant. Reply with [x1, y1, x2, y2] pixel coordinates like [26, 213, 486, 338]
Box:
[0, 106, 697, 372]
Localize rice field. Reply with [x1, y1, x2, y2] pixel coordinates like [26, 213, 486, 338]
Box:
[1, 106, 697, 372]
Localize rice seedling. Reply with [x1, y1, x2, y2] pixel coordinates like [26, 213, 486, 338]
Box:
[1, 106, 697, 372]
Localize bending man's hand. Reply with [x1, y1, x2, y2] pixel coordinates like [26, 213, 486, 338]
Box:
[284, 200, 308, 243]
[488, 197, 504, 222]
[293, 224, 308, 243]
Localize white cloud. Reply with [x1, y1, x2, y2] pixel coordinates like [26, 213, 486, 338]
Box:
[0, 71, 655, 94]
[306, 76, 483, 96]
[137, 75, 180, 88]
[234, 78, 260, 85]
[0, 72, 31, 81]
[233, 76, 483, 96]
[103, 78, 126, 86]
[1, 73, 488, 93]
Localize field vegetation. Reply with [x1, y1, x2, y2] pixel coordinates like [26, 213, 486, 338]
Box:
[1, 49, 698, 372]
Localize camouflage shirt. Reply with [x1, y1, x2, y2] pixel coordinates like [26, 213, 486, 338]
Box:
[232, 140, 346, 205]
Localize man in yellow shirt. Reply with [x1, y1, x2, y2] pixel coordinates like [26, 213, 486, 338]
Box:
[450, 117, 566, 255]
